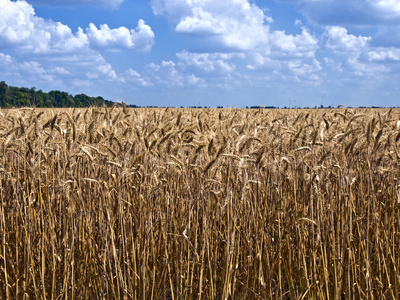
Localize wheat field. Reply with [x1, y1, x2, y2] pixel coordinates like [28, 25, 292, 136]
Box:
[0, 106, 399, 299]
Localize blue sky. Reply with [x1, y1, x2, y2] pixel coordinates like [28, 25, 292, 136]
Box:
[1, 0, 400, 108]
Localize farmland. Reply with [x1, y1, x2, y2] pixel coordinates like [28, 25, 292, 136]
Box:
[1, 106, 400, 299]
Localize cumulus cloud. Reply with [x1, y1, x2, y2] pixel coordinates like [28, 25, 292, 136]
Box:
[270, 27, 318, 57]
[150, 0, 320, 80]
[368, 49, 400, 61]
[130, 20, 156, 52]
[0, 0, 154, 53]
[0, 53, 16, 79]
[296, 0, 378, 25]
[370, 0, 400, 21]
[324, 26, 370, 52]
[27, 0, 124, 9]
[276, 0, 400, 49]
[151, 0, 317, 54]
[347, 56, 390, 77]
[96, 63, 119, 81]
[280, 0, 400, 25]
[171, 1, 273, 51]
[0, 52, 61, 86]
[315, 26, 395, 78]
[49, 67, 70, 75]
[149, 0, 323, 87]
[125, 69, 153, 87]
[245, 52, 323, 84]
[0, 0, 89, 53]
[146, 61, 185, 87]
[0, 53, 12, 65]
[87, 20, 154, 52]
[287, 58, 322, 78]
[176, 51, 238, 73]
[143, 60, 204, 88]
[66, 53, 125, 83]
[20, 61, 56, 81]
[0, 49, 126, 94]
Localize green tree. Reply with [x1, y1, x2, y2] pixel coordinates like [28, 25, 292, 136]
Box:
[0, 81, 7, 107]
[0, 81, 118, 108]
[30, 87, 36, 106]
[16, 91, 30, 106]
[35, 90, 49, 107]
[74, 93, 90, 107]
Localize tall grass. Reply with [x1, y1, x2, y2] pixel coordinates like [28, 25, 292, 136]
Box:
[1, 107, 399, 299]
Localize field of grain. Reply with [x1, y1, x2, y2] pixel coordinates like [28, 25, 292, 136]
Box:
[1, 106, 399, 299]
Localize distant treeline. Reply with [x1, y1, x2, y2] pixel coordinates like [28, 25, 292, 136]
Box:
[0, 81, 391, 109]
[0, 81, 116, 108]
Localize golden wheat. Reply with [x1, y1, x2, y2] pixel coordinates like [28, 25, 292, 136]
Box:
[0, 107, 399, 299]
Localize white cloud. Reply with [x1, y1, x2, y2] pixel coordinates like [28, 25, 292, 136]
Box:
[0, 53, 12, 65]
[175, 7, 226, 35]
[176, 51, 237, 73]
[0, 50, 126, 94]
[87, 20, 154, 52]
[323, 57, 343, 72]
[287, 58, 322, 77]
[283, 0, 400, 25]
[0, 53, 16, 79]
[0, 0, 154, 53]
[149, 0, 321, 89]
[157, 60, 185, 87]
[125, 69, 153, 87]
[245, 52, 323, 84]
[96, 63, 120, 81]
[368, 49, 400, 61]
[20, 61, 55, 81]
[151, 0, 274, 51]
[0, 54, 61, 86]
[28, 0, 124, 9]
[186, 73, 203, 86]
[49, 67, 70, 75]
[321, 46, 394, 79]
[151, 0, 319, 66]
[325, 26, 370, 52]
[276, 0, 400, 49]
[371, 0, 400, 19]
[71, 53, 125, 82]
[347, 56, 390, 77]
[87, 24, 133, 48]
[143, 60, 205, 88]
[0, 0, 89, 53]
[271, 27, 318, 57]
[131, 19, 156, 52]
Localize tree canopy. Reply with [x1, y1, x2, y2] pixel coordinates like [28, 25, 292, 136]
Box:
[0, 81, 115, 108]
